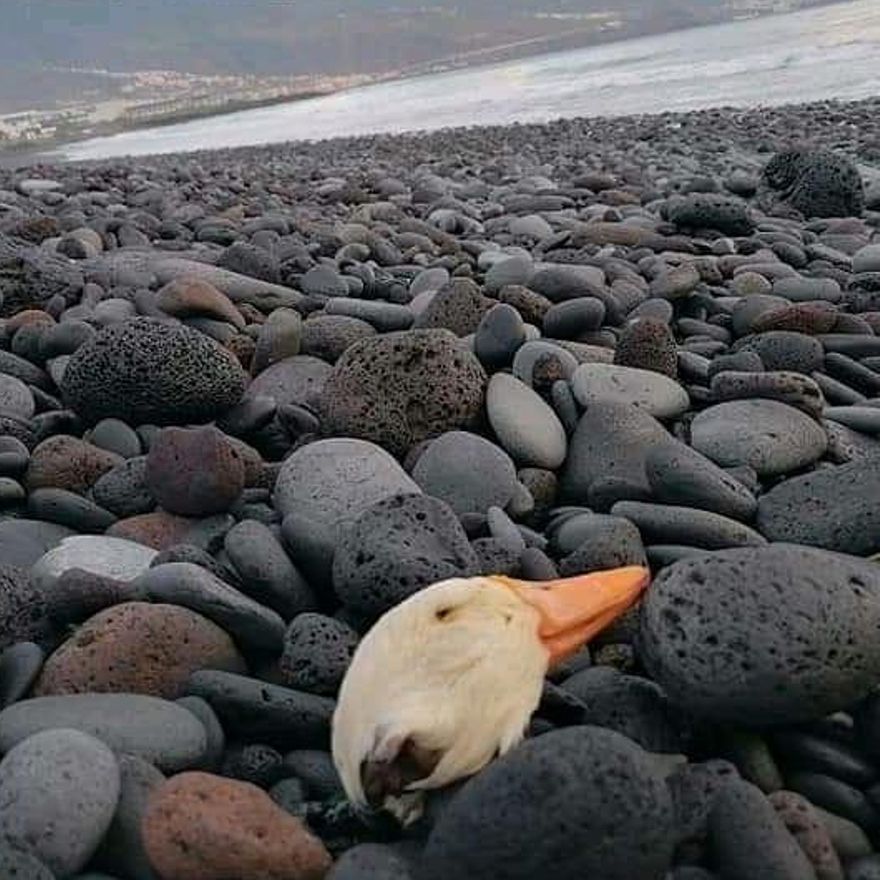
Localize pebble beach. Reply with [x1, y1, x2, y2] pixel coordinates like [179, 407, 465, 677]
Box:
[1, 96, 880, 878]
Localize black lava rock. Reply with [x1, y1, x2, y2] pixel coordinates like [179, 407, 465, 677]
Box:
[332, 493, 478, 616]
[0, 565, 52, 651]
[757, 459, 880, 556]
[279, 613, 360, 696]
[640, 544, 880, 724]
[762, 147, 864, 218]
[559, 668, 683, 753]
[61, 317, 247, 426]
[421, 726, 675, 880]
[669, 194, 755, 236]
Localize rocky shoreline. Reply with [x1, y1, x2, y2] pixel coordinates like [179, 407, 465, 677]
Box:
[0, 96, 879, 877]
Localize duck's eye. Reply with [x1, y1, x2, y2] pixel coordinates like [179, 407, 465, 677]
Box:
[435, 607, 454, 621]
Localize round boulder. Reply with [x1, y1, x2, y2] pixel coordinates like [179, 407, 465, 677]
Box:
[640, 544, 880, 724]
[146, 426, 245, 516]
[317, 329, 487, 457]
[421, 726, 674, 880]
[61, 317, 247, 426]
[412, 431, 519, 515]
[333, 493, 478, 616]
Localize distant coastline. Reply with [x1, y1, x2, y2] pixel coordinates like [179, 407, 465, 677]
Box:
[6, 0, 855, 168]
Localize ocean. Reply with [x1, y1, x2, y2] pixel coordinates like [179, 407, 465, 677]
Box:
[54, 0, 880, 163]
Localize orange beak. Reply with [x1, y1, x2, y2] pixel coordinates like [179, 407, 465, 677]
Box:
[494, 567, 651, 666]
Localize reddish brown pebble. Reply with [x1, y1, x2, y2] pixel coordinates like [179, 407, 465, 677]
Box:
[142, 771, 332, 880]
[157, 277, 246, 330]
[25, 435, 123, 494]
[769, 790, 844, 880]
[146, 426, 245, 517]
[34, 602, 246, 699]
[107, 511, 201, 550]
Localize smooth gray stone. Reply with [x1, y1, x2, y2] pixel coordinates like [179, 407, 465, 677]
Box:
[570, 363, 689, 419]
[32, 536, 156, 591]
[611, 501, 766, 550]
[185, 670, 334, 750]
[709, 780, 815, 880]
[0, 641, 44, 708]
[824, 406, 880, 435]
[135, 562, 286, 653]
[0, 694, 208, 772]
[645, 442, 757, 522]
[691, 399, 827, 477]
[486, 373, 567, 469]
[0, 729, 120, 877]
[93, 754, 164, 880]
[0, 519, 75, 568]
[562, 401, 673, 503]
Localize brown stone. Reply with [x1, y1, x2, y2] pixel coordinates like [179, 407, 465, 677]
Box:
[414, 278, 493, 336]
[227, 437, 265, 487]
[615, 318, 678, 378]
[157, 277, 246, 330]
[750, 303, 839, 335]
[6, 310, 56, 333]
[497, 284, 553, 326]
[226, 332, 256, 371]
[769, 790, 844, 880]
[35, 602, 245, 699]
[142, 771, 332, 880]
[107, 511, 200, 550]
[146, 426, 245, 516]
[25, 435, 123, 494]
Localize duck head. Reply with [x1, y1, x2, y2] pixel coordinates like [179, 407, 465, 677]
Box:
[331, 567, 649, 824]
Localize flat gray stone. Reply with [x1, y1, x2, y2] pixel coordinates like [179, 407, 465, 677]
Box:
[611, 501, 767, 550]
[153, 257, 305, 310]
[691, 400, 827, 477]
[32, 536, 156, 591]
[0, 728, 120, 877]
[0, 694, 208, 772]
[824, 406, 880, 436]
[0, 520, 75, 568]
[570, 363, 689, 419]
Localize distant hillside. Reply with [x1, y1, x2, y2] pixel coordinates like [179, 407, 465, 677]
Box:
[1, 0, 843, 111]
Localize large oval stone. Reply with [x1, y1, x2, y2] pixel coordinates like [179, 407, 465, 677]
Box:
[422, 726, 674, 880]
[640, 544, 880, 724]
[142, 771, 331, 880]
[61, 317, 247, 426]
[690, 400, 827, 477]
[0, 693, 208, 772]
[0, 728, 120, 877]
[756, 459, 880, 556]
